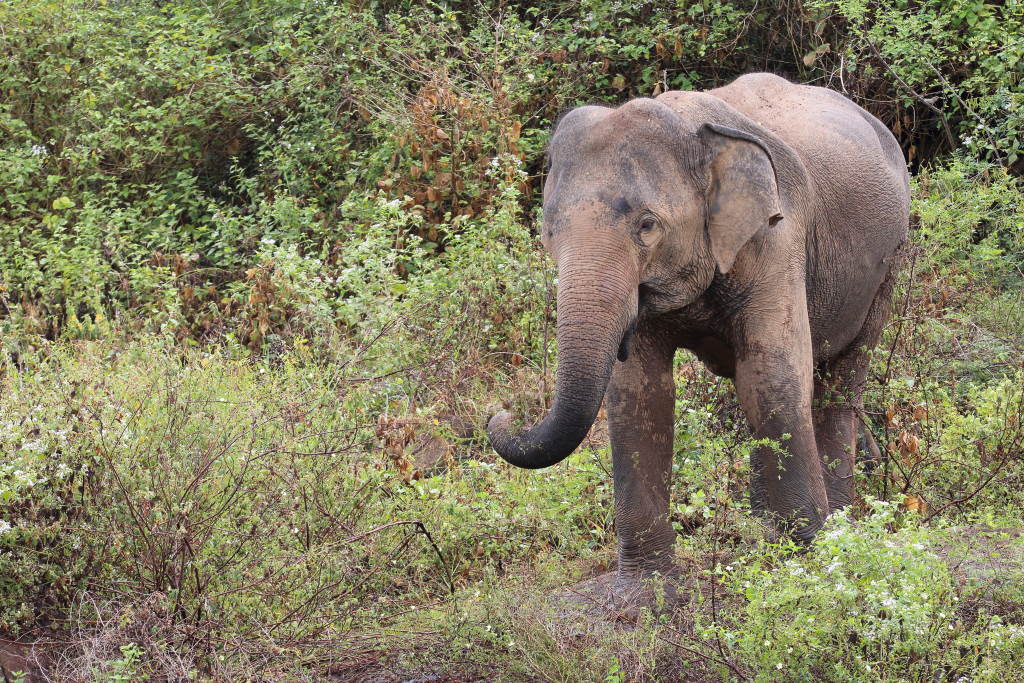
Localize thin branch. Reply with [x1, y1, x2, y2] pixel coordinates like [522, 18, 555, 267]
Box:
[879, 247, 918, 500]
[863, 37, 956, 149]
[926, 63, 1004, 165]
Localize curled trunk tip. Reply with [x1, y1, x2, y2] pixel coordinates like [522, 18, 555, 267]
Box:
[486, 406, 593, 470]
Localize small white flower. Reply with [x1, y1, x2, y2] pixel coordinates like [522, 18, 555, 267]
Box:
[776, 663, 783, 670]
[21, 440, 44, 453]
[0, 520, 12, 535]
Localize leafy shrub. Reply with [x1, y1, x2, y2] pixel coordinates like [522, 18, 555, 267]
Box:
[0, 336, 612, 671]
[809, 0, 1024, 165]
[913, 159, 1024, 292]
[854, 160, 1024, 523]
[3, 0, 1020, 342]
[717, 502, 957, 680]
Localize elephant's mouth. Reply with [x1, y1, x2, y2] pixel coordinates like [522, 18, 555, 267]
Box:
[617, 317, 637, 362]
[618, 283, 656, 362]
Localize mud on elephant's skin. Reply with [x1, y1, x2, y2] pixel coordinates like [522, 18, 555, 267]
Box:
[486, 72, 910, 594]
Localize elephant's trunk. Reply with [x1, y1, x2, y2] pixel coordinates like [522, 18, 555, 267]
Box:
[488, 239, 638, 469]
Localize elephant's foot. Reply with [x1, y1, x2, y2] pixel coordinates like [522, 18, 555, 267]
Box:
[561, 567, 689, 621]
[751, 500, 826, 545]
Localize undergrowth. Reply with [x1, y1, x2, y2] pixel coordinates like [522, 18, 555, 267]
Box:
[2, 0, 1024, 680]
[3, 159, 1024, 679]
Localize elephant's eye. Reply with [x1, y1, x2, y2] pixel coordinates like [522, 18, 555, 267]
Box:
[635, 215, 661, 248]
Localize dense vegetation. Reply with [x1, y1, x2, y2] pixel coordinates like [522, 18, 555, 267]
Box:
[1, 0, 1022, 680]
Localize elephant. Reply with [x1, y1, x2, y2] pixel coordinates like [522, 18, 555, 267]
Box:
[486, 73, 910, 597]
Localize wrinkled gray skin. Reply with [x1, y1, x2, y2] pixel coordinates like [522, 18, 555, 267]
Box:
[487, 73, 910, 594]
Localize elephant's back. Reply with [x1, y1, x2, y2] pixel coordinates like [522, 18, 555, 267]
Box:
[709, 73, 909, 230]
[709, 73, 911, 360]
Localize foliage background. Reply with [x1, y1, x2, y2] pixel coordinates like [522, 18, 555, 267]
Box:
[1, 0, 1023, 680]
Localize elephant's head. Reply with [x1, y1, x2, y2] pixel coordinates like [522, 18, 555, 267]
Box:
[488, 97, 784, 469]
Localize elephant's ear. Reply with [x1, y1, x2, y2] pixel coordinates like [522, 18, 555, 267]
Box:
[699, 122, 784, 274]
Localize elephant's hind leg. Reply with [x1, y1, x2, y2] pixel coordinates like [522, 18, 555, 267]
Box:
[606, 330, 677, 579]
[813, 368, 860, 511]
[814, 265, 898, 510]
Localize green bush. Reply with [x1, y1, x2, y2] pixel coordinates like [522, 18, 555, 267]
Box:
[809, 0, 1023, 165]
[3, 0, 1020, 343]
[718, 502, 956, 680]
[713, 501, 1024, 681]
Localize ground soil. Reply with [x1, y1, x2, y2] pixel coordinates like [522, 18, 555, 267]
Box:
[4, 526, 1022, 682]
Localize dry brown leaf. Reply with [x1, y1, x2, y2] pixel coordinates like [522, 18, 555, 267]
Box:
[885, 406, 899, 428]
[903, 494, 926, 514]
[898, 431, 920, 455]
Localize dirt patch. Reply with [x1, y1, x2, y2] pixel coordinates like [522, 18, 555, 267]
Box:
[0, 635, 46, 682]
[934, 526, 1024, 580]
[932, 525, 1024, 622]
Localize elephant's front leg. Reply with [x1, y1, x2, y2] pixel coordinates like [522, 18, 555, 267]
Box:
[735, 309, 830, 542]
[606, 331, 677, 581]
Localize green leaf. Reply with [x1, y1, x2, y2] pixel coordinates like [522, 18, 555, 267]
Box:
[51, 196, 75, 211]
